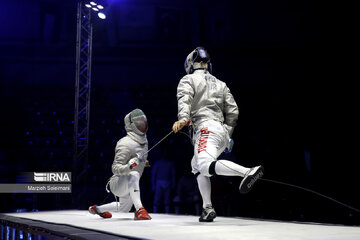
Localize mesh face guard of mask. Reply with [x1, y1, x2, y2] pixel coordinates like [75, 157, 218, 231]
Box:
[130, 109, 148, 134]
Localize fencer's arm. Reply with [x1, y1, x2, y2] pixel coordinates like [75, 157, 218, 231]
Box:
[224, 124, 235, 137]
[176, 76, 194, 123]
[223, 85, 239, 136]
[112, 142, 132, 175]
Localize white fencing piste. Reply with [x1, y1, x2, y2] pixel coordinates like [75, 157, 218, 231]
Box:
[4, 210, 360, 240]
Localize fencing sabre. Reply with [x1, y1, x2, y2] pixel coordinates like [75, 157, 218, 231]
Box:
[137, 130, 173, 162]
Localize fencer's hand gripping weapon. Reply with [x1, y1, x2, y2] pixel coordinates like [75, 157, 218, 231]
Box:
[136, 130, 173, 163]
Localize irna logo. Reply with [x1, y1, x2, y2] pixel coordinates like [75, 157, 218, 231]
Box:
[34, 172, 71, 182]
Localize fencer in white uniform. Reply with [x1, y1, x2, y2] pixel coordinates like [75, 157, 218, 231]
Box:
[89, 109, 152, 220]
[172, 47, 264, 222]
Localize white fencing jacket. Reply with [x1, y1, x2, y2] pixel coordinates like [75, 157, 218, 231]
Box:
[111, 113, 148, 176]
[176, 69, 239, 136]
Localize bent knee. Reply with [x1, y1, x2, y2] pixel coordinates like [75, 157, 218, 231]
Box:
[128, 171, 140, 187]
[198, 162, 213, 177]
[129, 171, 140, 179]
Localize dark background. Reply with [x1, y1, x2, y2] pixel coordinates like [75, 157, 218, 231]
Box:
[0, 0, 359, 225]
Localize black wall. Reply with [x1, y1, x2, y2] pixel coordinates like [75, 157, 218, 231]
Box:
[0, 0, 358, 225]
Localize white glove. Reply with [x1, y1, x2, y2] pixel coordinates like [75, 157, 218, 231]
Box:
[128, 157, 139, 169]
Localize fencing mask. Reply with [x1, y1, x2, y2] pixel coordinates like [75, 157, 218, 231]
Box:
[184, 47, 211, 74]
[130, 109, 148, 134]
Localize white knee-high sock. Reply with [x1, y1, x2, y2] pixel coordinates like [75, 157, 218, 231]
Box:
[128, 173, 143, 211]
[197, 174, 212, 208]
[215, 160, 249, 177]
[97, 202, 118, 212]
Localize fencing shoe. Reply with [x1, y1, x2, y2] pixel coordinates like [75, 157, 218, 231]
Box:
[239, 166, 264, 194]
[88, 205, 112, 218]
[134, 207, 152, 220]
[199, 206, 216, 222]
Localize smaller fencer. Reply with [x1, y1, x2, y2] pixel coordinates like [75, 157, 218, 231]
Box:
[89, 109, 152, 220]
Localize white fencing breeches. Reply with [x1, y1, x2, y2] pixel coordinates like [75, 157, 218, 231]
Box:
[105, 171, 142, 212]
[191, 120, 228, 177]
